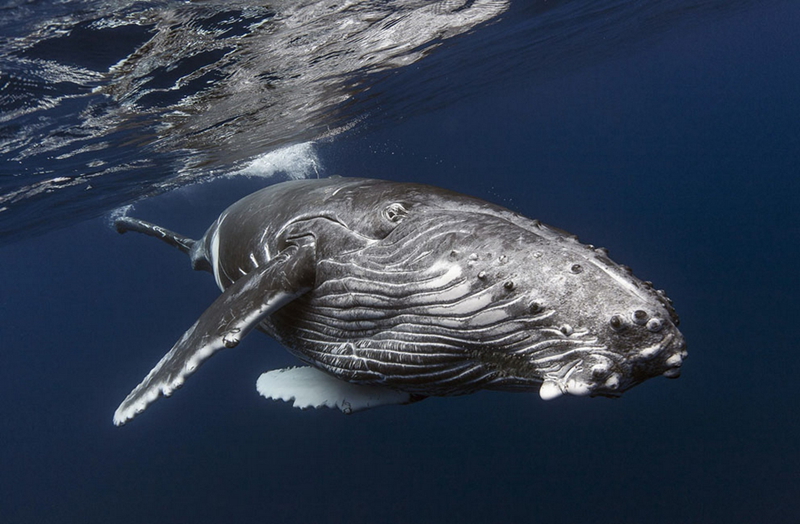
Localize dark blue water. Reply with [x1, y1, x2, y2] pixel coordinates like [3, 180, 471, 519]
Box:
[2, 1, 799, 523]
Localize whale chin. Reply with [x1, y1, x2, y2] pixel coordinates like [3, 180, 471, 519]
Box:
[538, 376, 607, 401]
[535, 333, 687, 401]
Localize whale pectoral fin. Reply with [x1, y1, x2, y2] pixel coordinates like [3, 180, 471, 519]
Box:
[256, 366, 414, 414]
[113, 241, 316, 426]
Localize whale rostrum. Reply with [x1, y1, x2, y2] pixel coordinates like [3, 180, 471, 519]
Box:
[112, 177, 686, 425]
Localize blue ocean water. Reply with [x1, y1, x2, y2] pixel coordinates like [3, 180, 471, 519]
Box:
[1, 1, 799, 523]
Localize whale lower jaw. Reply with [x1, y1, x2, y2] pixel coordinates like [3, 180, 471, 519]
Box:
[538, 378, 593, 400]
[536, 332, 688, 401]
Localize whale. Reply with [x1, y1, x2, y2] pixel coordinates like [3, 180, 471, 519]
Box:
[112, 177, 687, 425]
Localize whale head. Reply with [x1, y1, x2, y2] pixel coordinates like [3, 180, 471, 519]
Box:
[307, 180, 688, 400]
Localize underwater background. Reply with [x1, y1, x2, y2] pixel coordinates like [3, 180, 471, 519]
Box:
[1, 1, 798, 522]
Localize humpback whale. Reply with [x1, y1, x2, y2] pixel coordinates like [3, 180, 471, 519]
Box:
[113, 177, 686, 425]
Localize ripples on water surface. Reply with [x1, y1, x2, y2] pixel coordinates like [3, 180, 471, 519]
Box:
[0, 0, 762, 243]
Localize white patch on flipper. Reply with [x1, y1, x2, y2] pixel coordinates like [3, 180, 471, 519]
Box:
[256, 366, 411, 413]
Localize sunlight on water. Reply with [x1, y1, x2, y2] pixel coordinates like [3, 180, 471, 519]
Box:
[0, 0, 509, 242]
[0, 0, 766, 244]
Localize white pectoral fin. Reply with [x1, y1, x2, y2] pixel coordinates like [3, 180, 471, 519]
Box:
[257, 367, 412, 414]
[113, 243, 315, 426]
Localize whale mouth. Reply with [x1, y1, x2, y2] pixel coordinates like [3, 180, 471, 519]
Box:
[634, 331, 687, 375]
[537, 355, 611, 401]
[538, 331, 687, 400]
[635, 332, 678, 361]
[657, 334, 688, 379]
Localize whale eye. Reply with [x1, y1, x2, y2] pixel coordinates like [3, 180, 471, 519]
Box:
[382, 202, 408, 223]
[609, 315, 627, 332]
